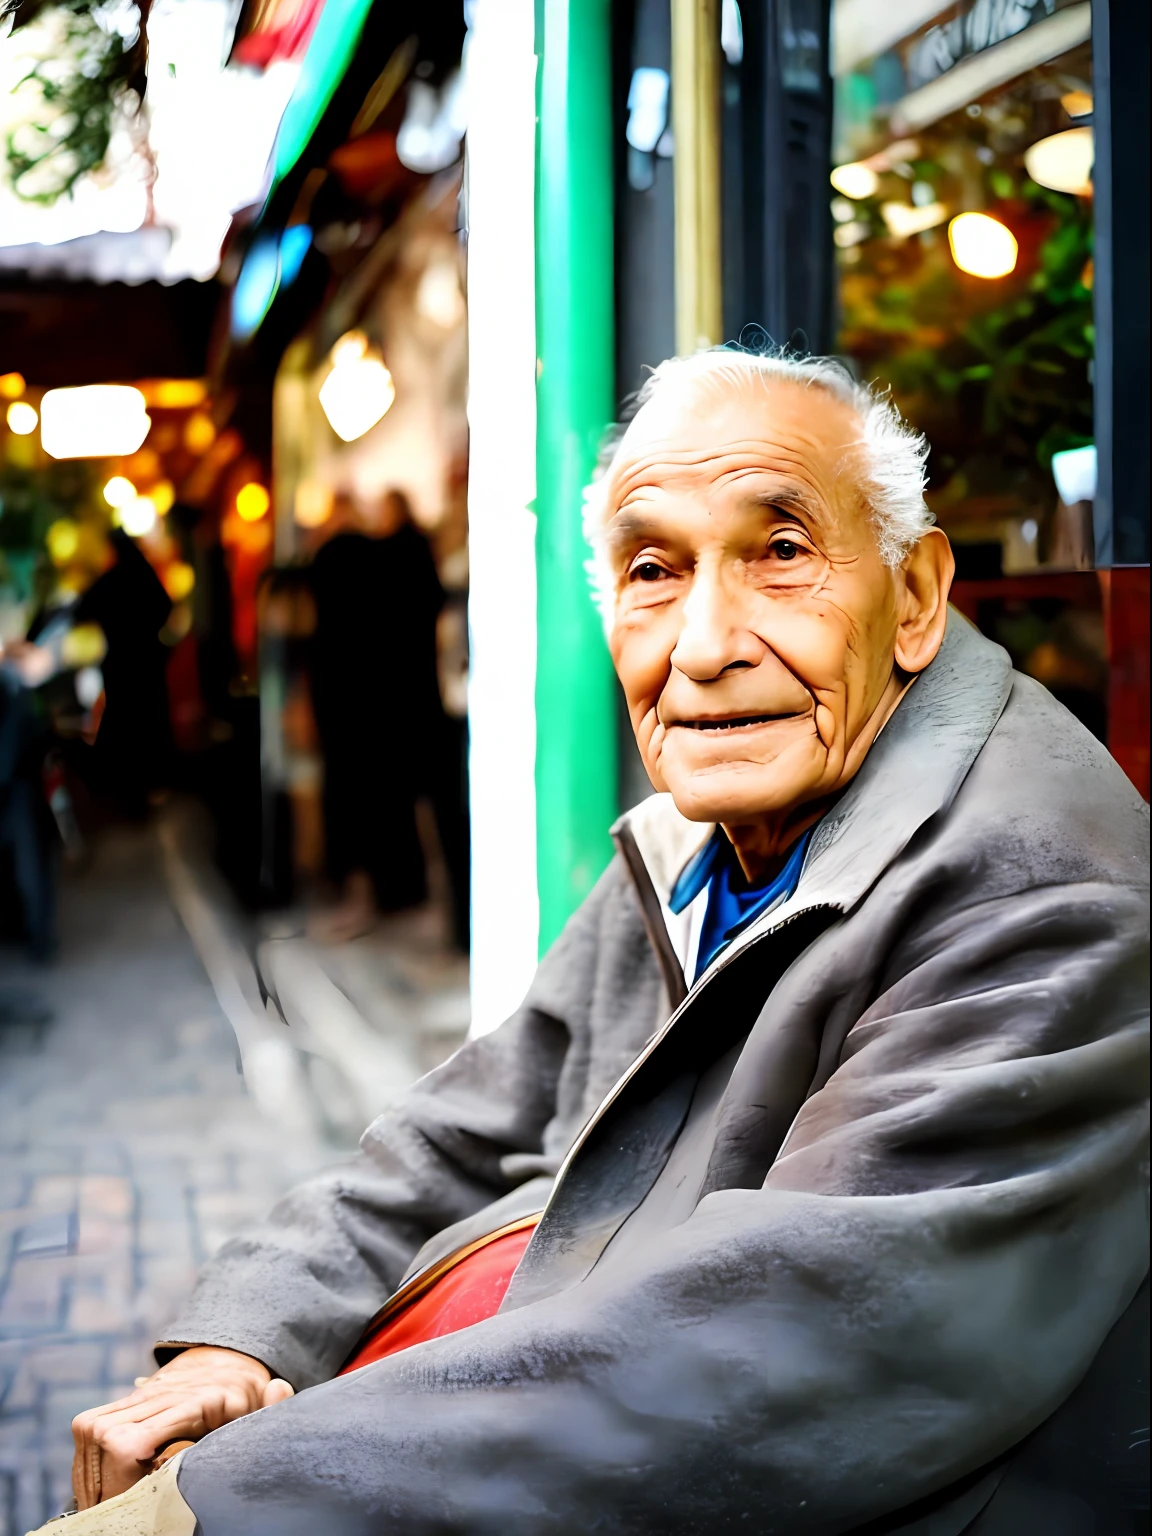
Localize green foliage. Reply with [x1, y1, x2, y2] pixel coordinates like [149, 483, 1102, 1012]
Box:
[0, 454, 98, 550]
[1, 0, 147, 203]
[839, 156, 1094, 516]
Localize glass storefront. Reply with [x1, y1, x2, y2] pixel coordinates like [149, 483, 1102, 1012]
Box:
[830, 0, 1107, 739]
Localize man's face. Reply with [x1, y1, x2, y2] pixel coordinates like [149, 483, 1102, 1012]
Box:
[604, 376, 911, 829]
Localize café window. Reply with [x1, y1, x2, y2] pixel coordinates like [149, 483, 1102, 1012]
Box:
[830, 0, 1105, 736]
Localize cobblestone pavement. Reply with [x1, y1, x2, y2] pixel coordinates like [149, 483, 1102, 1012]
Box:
[0, 824, 346, 1535]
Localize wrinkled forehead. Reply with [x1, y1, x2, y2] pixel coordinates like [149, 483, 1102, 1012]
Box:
[606, 371, 865, 504]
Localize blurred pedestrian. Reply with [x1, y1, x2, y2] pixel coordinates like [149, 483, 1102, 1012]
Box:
[308, 489, 448, 941]
[0, 664, 57, 958]
[73, 529, 172, 816]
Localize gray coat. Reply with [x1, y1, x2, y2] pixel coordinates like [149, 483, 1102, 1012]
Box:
[167, 614, 1149, 1535]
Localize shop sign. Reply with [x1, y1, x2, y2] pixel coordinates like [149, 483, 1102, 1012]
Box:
[908, 0, 1060, 90]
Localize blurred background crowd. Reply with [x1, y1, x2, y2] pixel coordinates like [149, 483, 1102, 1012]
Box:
[0, 0, 1147, 1527]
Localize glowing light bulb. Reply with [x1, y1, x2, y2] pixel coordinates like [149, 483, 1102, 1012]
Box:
[829, 162, 879, 200]
[319, 332, 396, 443]
[119, 497, 157, 537]
[1024, 128, 1094, 196]
[0, 372, 26, 400]
[40, 386, 151, 459]
[948, 213, 1018, 279]
[103, 475, 138, 509]
[236, 482, 271, 522]
[6, 400, 37, 435]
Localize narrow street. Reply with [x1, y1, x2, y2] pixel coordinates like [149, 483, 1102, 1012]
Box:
[0, 818, 467, 1535]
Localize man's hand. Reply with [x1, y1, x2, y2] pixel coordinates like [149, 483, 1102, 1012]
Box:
[71, 1346, 294, 1509]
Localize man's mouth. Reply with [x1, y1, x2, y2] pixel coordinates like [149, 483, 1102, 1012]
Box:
[672, 713, 803, 733]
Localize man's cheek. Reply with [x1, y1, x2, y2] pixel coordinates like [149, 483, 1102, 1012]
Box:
[613, 627, 673, 719]
[756, 608, 850, 696]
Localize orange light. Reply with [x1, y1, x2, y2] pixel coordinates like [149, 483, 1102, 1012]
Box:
[948, 213, 1018, 279]
[151, 480, 176, 515]
[141, 379, 208, 409]
[103, 475, 137, 508]
[0, 372, 26, 400]
[829, 162, 879, 200]
[1024, 127, 1094, 196]
[163, 561, 196, 601]
[294, 479, 334, 528]
[6, 400, 38, 435]
[184, 413, 216, 453]
[236, 482, 271, 522]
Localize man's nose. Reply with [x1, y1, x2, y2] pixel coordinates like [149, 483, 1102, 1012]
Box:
[669, 562, 763, 681]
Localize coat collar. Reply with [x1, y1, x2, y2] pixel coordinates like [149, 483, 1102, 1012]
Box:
[613, 609, 1014, 986]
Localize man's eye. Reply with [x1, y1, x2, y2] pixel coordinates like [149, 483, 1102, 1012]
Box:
[632, 561, 668, 582]
[771, 540, 801, 561]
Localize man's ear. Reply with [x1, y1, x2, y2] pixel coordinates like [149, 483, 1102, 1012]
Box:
[894, 528, 954, 674]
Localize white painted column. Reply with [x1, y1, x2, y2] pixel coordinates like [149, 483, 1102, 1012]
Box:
[464, 0, 540, 1036]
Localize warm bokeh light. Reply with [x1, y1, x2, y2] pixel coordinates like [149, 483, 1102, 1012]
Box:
[236, 481, 271, 521]
[881, 201, 948, 238]
[41, 386, 151, 459]
[1024, 128, 1094, 196]
[6, 400, 38, 435]
[124, 447, 162, 484]
[151, 480, 176, 515]
[118, 496, 158, 537]
[46, 519, 81, 565]
[829, 162, 879, 200]
[294, 478, 334, 528]
[103, 475, 138, 509]
[416, 259, 465, 328]
[948, 212, 1019, 279]
[0, 372, 26, 400]
[142, 379, 208, 409]
[1060, 90, 1093, 119]
[319, 331, 396, 442]
[61, 624, 107, 669]
[184, 412, 217, 453]
[163, 561, 196, 601]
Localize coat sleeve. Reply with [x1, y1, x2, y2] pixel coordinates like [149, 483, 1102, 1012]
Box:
[156, 862, 621, 1388]
[176, 876, 1149, 1536]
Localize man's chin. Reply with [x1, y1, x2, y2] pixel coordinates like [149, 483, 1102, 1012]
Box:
[662, 762, 819, 826]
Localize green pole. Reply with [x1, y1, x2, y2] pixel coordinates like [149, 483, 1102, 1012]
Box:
[534, 0, 618, 954]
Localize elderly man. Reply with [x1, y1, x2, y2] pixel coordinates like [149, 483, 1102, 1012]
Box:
[62, 351, 1147, 1535]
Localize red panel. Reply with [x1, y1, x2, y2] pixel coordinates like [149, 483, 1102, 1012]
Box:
[1102, 567, 1151, 801]
[340, 1225, 537, 1374]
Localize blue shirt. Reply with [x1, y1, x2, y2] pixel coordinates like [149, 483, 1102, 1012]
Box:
[669, 827, 812, 983]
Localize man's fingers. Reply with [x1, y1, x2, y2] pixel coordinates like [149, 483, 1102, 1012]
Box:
[96, 1403, 204, 1463]
[261, 1377, 295, 1408]
[70, 1354, 275, 1508]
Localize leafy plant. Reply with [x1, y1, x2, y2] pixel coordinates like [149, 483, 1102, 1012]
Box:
[836, 131, 1094, 521]
[0, 0, 149, 203]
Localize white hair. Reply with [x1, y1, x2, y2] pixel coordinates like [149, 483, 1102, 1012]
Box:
[583, 347, 934, 624]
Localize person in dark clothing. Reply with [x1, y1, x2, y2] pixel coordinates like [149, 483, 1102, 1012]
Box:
[74, 529, 172, 815]
[0, 665, 57, 959]
[308, 490, 450, 940]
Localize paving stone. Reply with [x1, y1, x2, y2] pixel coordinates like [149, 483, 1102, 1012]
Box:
[0, 824, 335, 1531]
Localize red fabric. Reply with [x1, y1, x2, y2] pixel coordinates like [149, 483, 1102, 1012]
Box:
[340, 1226, 537, 1374]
